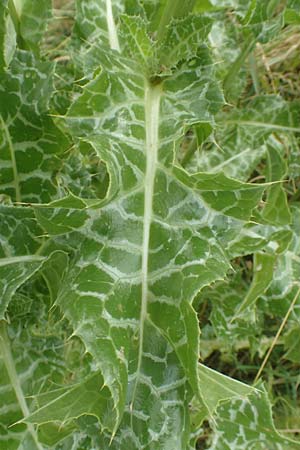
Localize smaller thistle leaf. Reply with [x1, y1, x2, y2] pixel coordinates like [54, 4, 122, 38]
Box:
[233, 251, 277, 320]
[39, 251, 69, 304]
[0, 206, 44, 256]
[239, 0, 284, 44]
[34, 207, 89, 236]
[218, 95, 300, 134]
[0, 50, 70, 203]
[194, 0, 217, 13]
[190, 364, 257, 439]
[16, 0, 52, 53]
[24, 372, 116, 432]
[0, 205, 46, 318]
[35, 422, 77, 447]
[158, 15, 212, 69]
[199, 364, 256, 415]
[241, 0, 281, 26]
[173, 168, 265, 220]
[285, 0, 300, 24]
[193, 95, 299, 181]
[71, 0, 124, 74]
[0, 255, 44, 319]
[262, 140, 291, 225]
[227, 223, 293, 259]
[0, 0, 16, 69]
[0, 49, 55, 114]
[208, 383, 300, 449]
[260, 206, 300, 316]
[199, 268, 262, 352]
[283, 326, 300, 363]
[0, 249, 68, 320]
[0, 266, 104, 450]
[0, 317, 73, 449]
[119, 15, 154, 68]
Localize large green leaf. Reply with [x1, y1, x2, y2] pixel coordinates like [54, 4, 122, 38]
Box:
[28, 11, 269, 448]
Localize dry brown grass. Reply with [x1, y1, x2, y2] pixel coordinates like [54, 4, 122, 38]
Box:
[255, 26, 300, 99]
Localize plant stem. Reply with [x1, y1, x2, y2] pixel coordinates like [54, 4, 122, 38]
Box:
[156, 0, 196, 43]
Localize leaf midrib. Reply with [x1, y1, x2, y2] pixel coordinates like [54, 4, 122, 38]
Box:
[105, 0, 120, 51]
[131, 82, 162, 406]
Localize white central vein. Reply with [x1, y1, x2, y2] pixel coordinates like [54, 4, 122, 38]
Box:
[0, 322, 44, 450]
[105, 0, 120, 51]
[135, 83, 161, 387]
